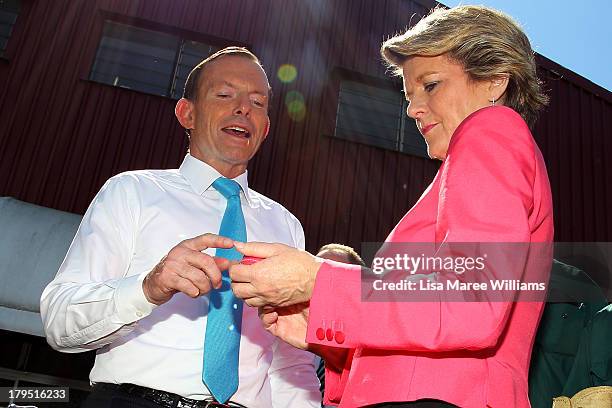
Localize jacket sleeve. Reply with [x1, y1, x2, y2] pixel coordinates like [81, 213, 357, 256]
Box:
[40, 175, 155, 352]
[306, 107, 544, 352]
[268, 215, 322, 407]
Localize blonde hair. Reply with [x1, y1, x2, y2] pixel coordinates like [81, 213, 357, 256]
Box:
[381, 5, 548, 127]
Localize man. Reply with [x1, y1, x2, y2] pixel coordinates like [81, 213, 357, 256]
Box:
[40, 47, 320, 408]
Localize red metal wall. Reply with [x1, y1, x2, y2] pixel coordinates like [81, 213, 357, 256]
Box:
[1, 0, 610, 253]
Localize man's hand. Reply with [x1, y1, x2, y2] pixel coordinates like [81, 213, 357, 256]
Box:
[143, 234, 234, 305]
[229, 242, 324, 307]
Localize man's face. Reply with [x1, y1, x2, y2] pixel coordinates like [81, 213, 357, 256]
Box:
[180, 55, 270, 178]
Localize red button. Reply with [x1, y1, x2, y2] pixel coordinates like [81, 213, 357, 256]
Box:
[326, 328, 334, 341]
[316, 328, 325, 340]
[334, 331, 345, 344]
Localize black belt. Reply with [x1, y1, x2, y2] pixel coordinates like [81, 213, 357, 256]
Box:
[94, 383, 248, 408]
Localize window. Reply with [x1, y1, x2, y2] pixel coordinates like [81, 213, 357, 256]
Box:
[334, 78, 428, 158]
[0, 0, 20, 57]
[90, 21, 219, 98]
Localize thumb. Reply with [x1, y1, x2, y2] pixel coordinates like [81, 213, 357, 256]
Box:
[260, 310, 279, 329]
[233, 241, 289, 258]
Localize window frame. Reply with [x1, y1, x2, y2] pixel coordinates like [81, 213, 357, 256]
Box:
[85, 11, 247, 100]
[329, 67, 430, 159]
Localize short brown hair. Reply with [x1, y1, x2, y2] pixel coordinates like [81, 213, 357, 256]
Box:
[381, 5, 548, 127]
[182, 46, 267, 100]
[317, 243, 366, 266]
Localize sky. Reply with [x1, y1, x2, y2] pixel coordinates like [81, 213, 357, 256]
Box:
[443, 0, 612, 92]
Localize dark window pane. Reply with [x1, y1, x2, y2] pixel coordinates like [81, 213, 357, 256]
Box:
[0, 0, 20, 56]
[89, 21, 180, 97]
[0, 0, 21, 11]
[335, 79, 403, 150]
[170, 40, 219, 99]
[0, 11, 17, 26]
[400, 99, 429, 157]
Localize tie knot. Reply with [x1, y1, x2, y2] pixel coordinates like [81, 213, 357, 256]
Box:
[212, 177, 241, 199]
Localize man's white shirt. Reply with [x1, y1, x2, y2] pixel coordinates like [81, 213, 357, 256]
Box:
[40, 154, 320, 407]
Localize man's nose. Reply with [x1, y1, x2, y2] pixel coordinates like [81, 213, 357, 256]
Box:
[233, 94, 251, 116]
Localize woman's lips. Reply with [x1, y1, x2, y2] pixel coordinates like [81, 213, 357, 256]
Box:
[421, 123, 437, 135]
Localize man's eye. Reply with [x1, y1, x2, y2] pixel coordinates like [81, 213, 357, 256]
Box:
[217, 93, 231, 98]
[424, 82, 438, 92]
[252, 100, 264, 107]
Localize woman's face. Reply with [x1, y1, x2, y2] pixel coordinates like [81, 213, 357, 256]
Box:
[402, 55, 493, 160]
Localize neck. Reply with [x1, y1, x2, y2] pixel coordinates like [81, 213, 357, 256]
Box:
[189, 153, 246, 179]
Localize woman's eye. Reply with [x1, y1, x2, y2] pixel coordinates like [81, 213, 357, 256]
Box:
[424, 82, 438, 92]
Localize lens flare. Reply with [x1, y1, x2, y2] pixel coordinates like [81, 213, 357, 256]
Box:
[277, 64, 298, 83]
[285, 90, 306, 122]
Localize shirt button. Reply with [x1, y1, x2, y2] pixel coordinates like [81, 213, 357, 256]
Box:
[334, 331, 345, 344]
[316, 328, 325, 340]
[136, 311, 143, 317]
[561, 313, 568, 319]
[326, 328, 334, 341]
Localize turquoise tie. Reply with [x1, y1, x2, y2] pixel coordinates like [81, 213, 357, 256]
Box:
[203, 177, 246, 403]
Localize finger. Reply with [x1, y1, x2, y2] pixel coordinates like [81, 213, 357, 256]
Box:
[182, 250, 223, 288]
[181, 233, 234, 252]
[231, 281, 257, 300]
[260, 311, 279, 327]
[213, 256, 233, 271]
[228, 263, 254, 284]
[232, 241, 290, 258]
[170, 275, 201, 298]
[175, 264, 213, 295]
[259, 305, 276, 314]
[244, 297, 266, 308]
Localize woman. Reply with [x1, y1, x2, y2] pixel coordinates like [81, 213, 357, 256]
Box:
[229, 5, 553, 408]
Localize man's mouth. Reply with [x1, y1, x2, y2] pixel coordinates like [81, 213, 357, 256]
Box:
[222, 126, 251, 138]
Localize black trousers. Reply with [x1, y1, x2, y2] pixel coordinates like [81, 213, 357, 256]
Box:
[82, 385, 162, 408]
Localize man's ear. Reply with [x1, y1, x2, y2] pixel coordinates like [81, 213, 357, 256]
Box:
[489, 75, 510, 102]
[263, 116, 270, 140]
[175, 98, 195, 130]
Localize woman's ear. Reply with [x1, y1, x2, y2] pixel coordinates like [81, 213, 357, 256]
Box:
[175, 98, 195, 130]
[489, 75, 510, 103]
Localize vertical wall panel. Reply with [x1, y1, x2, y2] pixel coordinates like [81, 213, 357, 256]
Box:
[0, 0, 610, 256]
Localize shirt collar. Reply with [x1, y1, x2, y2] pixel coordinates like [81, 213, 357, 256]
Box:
[179, 154, 251, 205]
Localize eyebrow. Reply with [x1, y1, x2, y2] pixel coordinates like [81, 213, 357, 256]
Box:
[216, 80, 268, 97]
[415, 71, 440, 82]
[404, 70, 441, 98]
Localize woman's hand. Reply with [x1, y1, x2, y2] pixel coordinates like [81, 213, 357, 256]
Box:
[229, 242, 324, 307]
[260, 304, 351, 372]
[259, 303, 310, 350]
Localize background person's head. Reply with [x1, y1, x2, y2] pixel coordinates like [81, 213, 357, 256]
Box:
[317, 243, 366, 266]
[381, 5, 548, 159]
[175, 47, 271, 178]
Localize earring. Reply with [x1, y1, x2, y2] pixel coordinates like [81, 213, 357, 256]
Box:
[490, 97, 496, 106]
